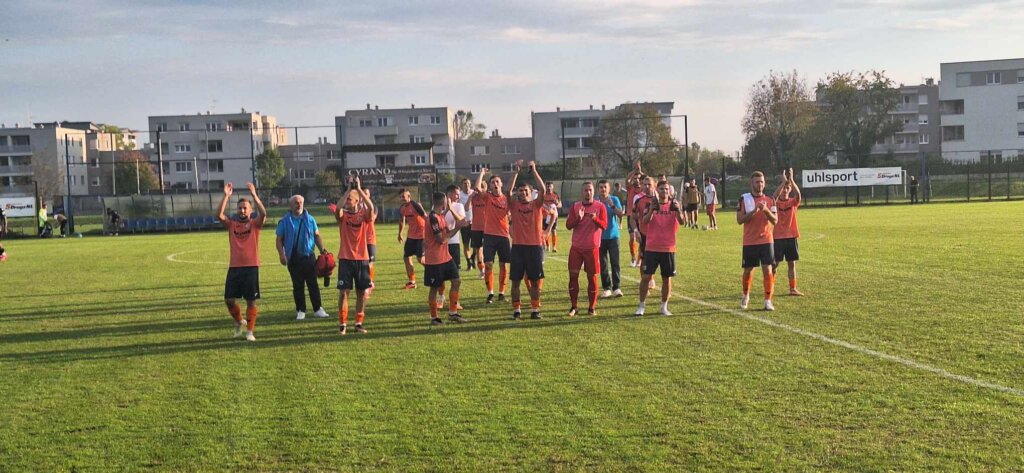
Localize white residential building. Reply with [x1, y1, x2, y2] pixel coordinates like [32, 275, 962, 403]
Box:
[335, 105, 454, 172]
[0, 123, 88, 201]
[939, 58, 1024, 162]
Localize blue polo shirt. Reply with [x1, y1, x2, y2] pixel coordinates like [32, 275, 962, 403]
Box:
[276, 210, 319, 258]
[601, 195, 622, 240]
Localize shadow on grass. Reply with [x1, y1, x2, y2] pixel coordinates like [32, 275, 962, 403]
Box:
[0, 283, 226, 301]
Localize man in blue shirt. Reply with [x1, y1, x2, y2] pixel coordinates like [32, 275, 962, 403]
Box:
[276, 194, 329, 320]
[598, 179, 625, 298]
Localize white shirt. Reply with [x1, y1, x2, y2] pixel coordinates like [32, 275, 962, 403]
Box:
[446, 202, 466, 244]
[704, 184, 718, 206]
[459, 190, 473, 223]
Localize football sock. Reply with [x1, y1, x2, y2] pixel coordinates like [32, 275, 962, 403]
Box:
[568, 273, 580, 308]
[369, 266, 375, 281]
[552, 234, 558, 246]
[356, 312, 365, 324]
[742, 272, 753, 295]
[406, 269, 415, 283]
[429, 299, 438, 318]
[763, 273, 774, 300]
[245, 306, 258, 331]
[499, 266, 507, 293]
[477, 261, 484, 271]
[449, 290, 459, 313]
[629, 240, 636, 258]
[228, 304, 242, 323]
[587, 274, 599, 310]
[530, 279, 543, 309]
[339, 300, 349, 324]
[790, 277, 797, 290]
[485, 268, 494, 292]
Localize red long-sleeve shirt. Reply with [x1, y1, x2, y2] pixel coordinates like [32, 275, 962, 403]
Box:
[566, 200, 608, 250]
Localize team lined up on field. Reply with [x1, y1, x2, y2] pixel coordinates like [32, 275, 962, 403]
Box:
[214, 163, 804, 341]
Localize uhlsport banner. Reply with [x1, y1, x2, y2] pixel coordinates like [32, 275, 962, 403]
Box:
[802, 167, 903, 188]
[1, 197, 36, 217]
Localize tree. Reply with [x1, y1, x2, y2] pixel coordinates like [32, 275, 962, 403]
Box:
[452, 110, 486, 141]
[98, 124, 136, 150]
[741, 70, 817, 172]
[255, 149, 286, 189]
[814, 70, 902, 167]
[591, 105, 678, 176]
[683, 142, 734, 177]
[30, 152, 63, 206]
[314, 169, 344, 203]
[113, 150, 159, 195]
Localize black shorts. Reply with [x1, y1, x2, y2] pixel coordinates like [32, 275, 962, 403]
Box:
[337, 259, 372, 291]
[638, 234, 648, 254]
[642, 251, 676, 278]
[510, 245, 545, 281]
[424, 260, 460, 288]
[774, 238, 799, 263]
[482, 234, 511, 263]
[225, 267, 260, 301]
[448, 243, 462, 269]
[366, 244, 377, 263]
[470, 230, 485, 249]
[544, 218, 558, 230]
[404, 239, 424, 259]
[742, 243, 775, 268]
[459, 227, 472, 248]
[685, 203, 698, 212]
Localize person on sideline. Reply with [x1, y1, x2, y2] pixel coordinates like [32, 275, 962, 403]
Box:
[597, 179, 624, 298]
[334, 178, 375, 335]
[704, 176, 719, 230]
[217, 182, 267, 341]
[276, 194, 329, 320]
[636, 180, 685, 316]
[773, 168, 804, 297]
[565, 182, 608, 317]
[684, 178, 701, 229]
[398, 189, 427, 289]
[737, 171, 778, 311]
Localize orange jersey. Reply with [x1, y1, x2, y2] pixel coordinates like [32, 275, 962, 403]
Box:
[470, 191, 488, 231]
[634, 194, 655, 234]
[364, 207, 377, 244]
[401, 201, 426, 239]
[336, 207, 372, 261]
[543, 192, 560, 213]
[424, 212, 452, 265]
[740, 194, 776, 246]
[509, 197, 545, 246]
[227, 216, 261, 268]
[626, 186, 640, 214]
[481, 192, 510, 237]
[774, 197, 799, 239]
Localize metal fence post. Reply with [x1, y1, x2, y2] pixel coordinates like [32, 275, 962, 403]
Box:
[966, 161, 971, 202]
[987, 152, 993, 201]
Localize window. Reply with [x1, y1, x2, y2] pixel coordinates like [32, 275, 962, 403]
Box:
[430, 115, 442, 125]
[178, 122, 190, 131]
[902, 95, 912, 104]
[581, 137, 594, 148]
[410, 135, 428, 143]
[295, 169, 316, 179]
[326, 150, 341, 161]
[471, 163, 486, 173]
[942, 125, 965, 142]
[208, 160, 224, 173]
[1018, 123, 1024, 137]
[89, 158, 100, 168]
[941, 100, 965, 115]
[207, 140, 223, 153]
[376, 155, 396, 167]
[206, 122, 225, 131]
[174, 161, 193, 173]
[1018, 71, 1024, 83]
[903, 118, 911, 125]
[471, 145, 489, 156]
[377, 117, 392, 127]
[581, 118, 600, 128]
[920, 134, 930, 144]
[160, 142, 170, 154]
[411, 154, 428, 165]
[1018, 96, 1024, 111]
[408, 116, 419, 125]
[565, 138, 580, 149]
[918, 94, 928, 105]
[295, 151, 313, 162]
[91, 176, 101, 187]
[918, 114, 929, 125]
[502, 143, 521, 155]
[374, 135, 396, 145]
[156, 123, 167, 132]
[358, 118, 373, 127]
[987, 72, 1001, 85]
[561, 118, 579, 128]
[173, 144, 191, 153]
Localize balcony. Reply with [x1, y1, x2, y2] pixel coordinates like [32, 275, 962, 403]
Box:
[0, 165, 33, 175]
[0, 145, 32, 154]
[0, 184, 35, 195]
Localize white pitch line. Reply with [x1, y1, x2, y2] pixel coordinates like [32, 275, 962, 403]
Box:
[166, 250, 226, 265]
[547, 255, 1024, 398]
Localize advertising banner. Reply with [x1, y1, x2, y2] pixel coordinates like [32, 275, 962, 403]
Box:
[345, 166, 436, 186]
[802, 167, 903, 188]
[1, 197, 36, 217]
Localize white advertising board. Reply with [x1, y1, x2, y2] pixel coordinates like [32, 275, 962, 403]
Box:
[802, 167, 903, 188]
[1, 197, 36, 217]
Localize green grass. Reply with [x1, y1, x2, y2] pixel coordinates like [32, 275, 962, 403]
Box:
[2, 201, 1024, 471]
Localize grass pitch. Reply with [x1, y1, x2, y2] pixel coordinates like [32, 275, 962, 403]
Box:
[1, 201, 1023, 471]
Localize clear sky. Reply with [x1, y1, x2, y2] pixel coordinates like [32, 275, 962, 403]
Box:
[1, 0, 1021, 152]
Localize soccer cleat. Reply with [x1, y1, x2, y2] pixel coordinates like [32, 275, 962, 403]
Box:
[296, 311, 306, 320]
[567, 308, 578, 318]
[430, 317, 444, 326]
[512, 310, 522, 320]
[339, 324, 348, 335]
[448, 314, 467, 323]
[740, 295, 750, 309]
[551, 248, 557, 253]
[764, 300, 775, 311]
[354, 324, 367, 334]
[496, 293, 506, 302]
[635, 303, 646, 316]
[789, 289, 805, 296]
[601, 289, 613, 298]
[587, 309, 597, 317]
[613, 289, 624, 298]
[233, 323, 245, 338]
[404, 281, 417, 289]
[313, 308, 329, 318]
[486, 293, 495, 304]
[629, 260, 636, 268]
[245, 331, 256, 342]
[660, 303, 672, 316]
[530, 311, 542, 320]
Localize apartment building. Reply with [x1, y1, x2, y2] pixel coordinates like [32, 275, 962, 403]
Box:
[453, 130, 534, 177]
[870, 81, 941, 161]
[0, 123, 88, 202]
[45, 121, 140, 195]
[279, 139, 341, 186]
[147, 110, 287, 191]
[939, 58, 1024, 162]
[335, 105, 454, 173]
[531, 102, 674, 173]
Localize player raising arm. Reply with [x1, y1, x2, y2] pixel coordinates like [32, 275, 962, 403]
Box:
[217, 182, 267, 341]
